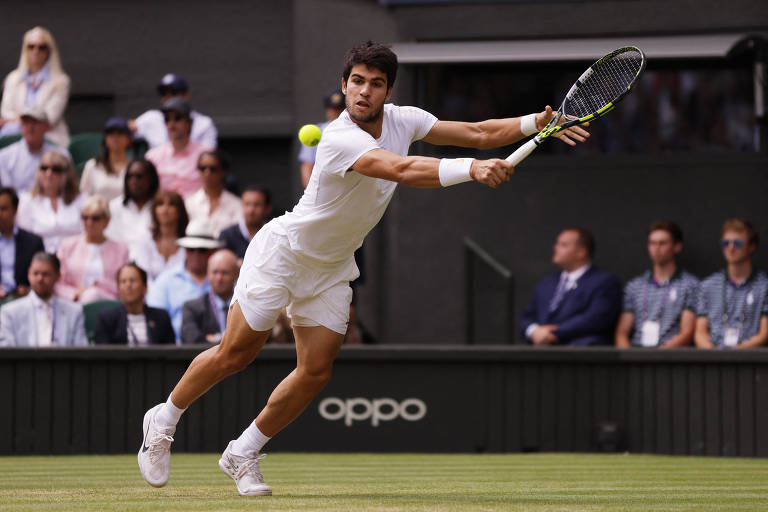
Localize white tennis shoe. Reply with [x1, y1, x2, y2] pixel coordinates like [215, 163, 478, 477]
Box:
[138, 403, 175, 487]
[218, 441, 272, 496]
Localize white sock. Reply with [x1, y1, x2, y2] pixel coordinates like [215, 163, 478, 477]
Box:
[230, 421, 271, 458]
[154, 395, 186, 429]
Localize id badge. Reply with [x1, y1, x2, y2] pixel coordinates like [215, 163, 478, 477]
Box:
[723, 327, 740, 347]
[641, 320, 661, 347]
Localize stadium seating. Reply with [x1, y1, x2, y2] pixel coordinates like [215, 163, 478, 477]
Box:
[83, 299, 121, 344]
[0, 135, 22, 149]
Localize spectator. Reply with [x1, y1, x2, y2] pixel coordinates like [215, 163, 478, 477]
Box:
[521, 227, 622, 346]
[131, 189, 188, 285]
[185, 150, 241, 237]
[218, 184, 272, 259]
[181, 249, 238, 344]
[0, 186, 44, 300]
[55, 196, 130, 304]
[146, 218, 221, 341]
[130, 73, 217, 149]
[0, 106, 66, 193]
[615, 220, 699, 348]
[298, 89, 345, 188]
[16, 150, 84, 252]
[104, 158, 159, 253]
[0, 26, 70, 147]
[695, 219, 768, 349]
[0, 252, 86, 347]
[94, 263, 174, 345]
[144, 97, 211, 198]
[79, 117, 132, 201]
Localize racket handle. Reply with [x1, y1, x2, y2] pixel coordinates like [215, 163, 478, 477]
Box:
[506, 138, 539, 167]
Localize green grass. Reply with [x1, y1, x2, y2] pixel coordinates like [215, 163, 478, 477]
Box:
[1, 452, 768, 511]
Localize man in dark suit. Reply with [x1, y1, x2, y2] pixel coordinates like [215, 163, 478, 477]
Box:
[0, 186, 44, 299]
[218, 185, 272, 259]
[181, 249, 238, 344]
[521, 227, 622, 346]
[94, 263, 174, 345]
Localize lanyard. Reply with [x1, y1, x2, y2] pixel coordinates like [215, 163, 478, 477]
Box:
[640, 276, 672, 322]
[722, 272, 748, 329]
[209, 292, 225, 332]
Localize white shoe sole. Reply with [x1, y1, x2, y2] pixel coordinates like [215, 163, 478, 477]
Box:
[218, 458, 272, 496]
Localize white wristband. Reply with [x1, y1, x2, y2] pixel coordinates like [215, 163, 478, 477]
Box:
[438, 158, 474, 187]
[520, 113, 538, 136]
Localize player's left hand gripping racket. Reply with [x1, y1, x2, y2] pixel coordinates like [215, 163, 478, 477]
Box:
[507, 46, 646, 166]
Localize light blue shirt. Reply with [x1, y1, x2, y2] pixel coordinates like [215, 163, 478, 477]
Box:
[0, 226, 18, 292]
[211, 293, 229, 332]
[0, 140, 67, 193]
[23, 62, 50, 107]
[146, 263, 210, 343]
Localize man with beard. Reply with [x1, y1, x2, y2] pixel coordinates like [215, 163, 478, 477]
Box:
[138, 41, 590, 496]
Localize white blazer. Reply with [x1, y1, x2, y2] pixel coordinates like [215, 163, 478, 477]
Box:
[1, 69, 71, 147]
[0, 294, 87, 347]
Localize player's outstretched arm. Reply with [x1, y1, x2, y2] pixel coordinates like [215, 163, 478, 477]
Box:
[422, 106, 589, 149]
[353, 149, 512, 189]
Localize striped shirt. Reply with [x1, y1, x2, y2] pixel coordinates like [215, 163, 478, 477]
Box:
[696, 269, 768, 346]
[623, 269, 699, 346]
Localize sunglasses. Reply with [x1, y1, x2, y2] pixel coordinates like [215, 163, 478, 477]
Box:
[26, 43, 49, 52]
[126, 172, 147, 180]
[186, 247, 212, 253]
[164, 114, 186, 123]
[197, 165, 221, 172]
[39, 164, 64, 173]
[721, 239, 746, 248]
[81, 214, 105, 222]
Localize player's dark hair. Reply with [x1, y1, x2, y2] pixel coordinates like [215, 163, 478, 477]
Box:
[722, 218, 759, 247]
[0, 186, 19, 209]
[648, 220, 683, 244]
[31, 251, 60, 274]
[563, 226, 595, 259]
[117, 262, 148, 286]
[241, 183, 272, 205]
[343, 41, 398, 89]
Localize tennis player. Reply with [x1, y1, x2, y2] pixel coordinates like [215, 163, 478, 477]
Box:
[138, 41, 589, 496]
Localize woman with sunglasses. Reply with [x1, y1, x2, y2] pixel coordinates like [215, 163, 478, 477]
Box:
[16, 150, 85, 252]
[185, 150, 241, 237]
[131, 189, 189, 286]
[54, 195, 130, 304]
[80, 117, 133, 201]
[0, 26, 71, 147]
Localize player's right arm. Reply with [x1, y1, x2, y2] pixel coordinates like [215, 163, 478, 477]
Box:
[352, 148, 511, 189]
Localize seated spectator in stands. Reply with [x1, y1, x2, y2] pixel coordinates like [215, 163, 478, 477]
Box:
[181, 249, 238, 344]
[0, 187, 44, 300]
[0, 106, 66, 193]
[695, 218, 768, 349]
[185, 150, 241, 237]
[130, 73, 217, 149]
[94, 263, 174, 345]
[55, 196, 130, 304]
[79, 117, 132, 201]
[104, 158, 159, 252]
[16, 150, 84, 252]
[298, 88, 345, 188]
[521, 227, 622, 346]
[0, 26, 70, 147]
[615, 220, 699, 348]
[146, 218, 221, 341]
[145, 98, 210, 198]
[0, 252, 86, 347]
[218, 184, 273, 259]
[131, 189, 188, 285]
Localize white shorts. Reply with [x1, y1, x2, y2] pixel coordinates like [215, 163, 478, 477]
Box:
[232, 221, 359, 335]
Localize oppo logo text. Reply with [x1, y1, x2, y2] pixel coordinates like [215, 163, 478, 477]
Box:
[318, 397, 427, 427]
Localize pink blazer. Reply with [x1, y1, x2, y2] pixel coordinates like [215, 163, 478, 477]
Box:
[55, 235, 130, 302]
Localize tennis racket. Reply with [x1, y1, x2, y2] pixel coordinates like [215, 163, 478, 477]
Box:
[507, 46, 646, 166]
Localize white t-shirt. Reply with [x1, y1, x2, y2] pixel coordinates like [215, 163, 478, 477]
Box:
[276, 104, 437, 263]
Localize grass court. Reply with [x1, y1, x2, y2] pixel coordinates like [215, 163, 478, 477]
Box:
[2, 452, 767, 511]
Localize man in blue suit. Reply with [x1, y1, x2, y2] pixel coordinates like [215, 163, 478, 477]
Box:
[521, 227, 622, 346]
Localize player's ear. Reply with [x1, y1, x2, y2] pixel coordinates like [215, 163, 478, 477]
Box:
[385, 86, 393, 101]
[341, 78, 347, 95]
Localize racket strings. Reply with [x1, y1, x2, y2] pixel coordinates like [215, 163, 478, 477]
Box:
[565, 51, 643, 118]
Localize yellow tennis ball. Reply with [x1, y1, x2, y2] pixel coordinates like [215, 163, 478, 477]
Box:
[298, 124, 322, 147]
